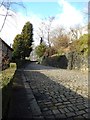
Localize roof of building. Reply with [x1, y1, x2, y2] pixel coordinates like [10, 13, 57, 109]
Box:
[0, 38, 13, 51]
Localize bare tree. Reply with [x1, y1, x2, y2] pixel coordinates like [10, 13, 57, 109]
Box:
[37, 20, 45, 42]
[51, 27, 69, 54]
[0, 0, 25, 32]
[50, 26, 65, 40]
[45, 16, 55, 48]
[37, 16, 55, 48]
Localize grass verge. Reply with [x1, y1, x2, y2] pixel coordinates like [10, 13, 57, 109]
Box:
[0, 63, 16, 119]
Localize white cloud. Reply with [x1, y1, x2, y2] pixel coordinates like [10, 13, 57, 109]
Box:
[0, 5, 42, 46]
[0, 6, 27, 46]
[0, 1, 85, 47]
[54, 0, 84, 28]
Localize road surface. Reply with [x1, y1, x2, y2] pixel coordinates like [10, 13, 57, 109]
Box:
[8, 62, 89, 119]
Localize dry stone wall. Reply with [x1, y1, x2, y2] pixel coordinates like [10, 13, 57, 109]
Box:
[41, 52, 88, 71]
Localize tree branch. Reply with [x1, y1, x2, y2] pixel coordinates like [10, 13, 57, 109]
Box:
[0, 0, 26, 32]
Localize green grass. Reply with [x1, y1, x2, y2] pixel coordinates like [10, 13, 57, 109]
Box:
[0, 63, 16, 88]
[0, 63, 16, 118]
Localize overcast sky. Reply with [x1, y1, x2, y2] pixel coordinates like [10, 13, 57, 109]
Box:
[0, 0, 88, 46]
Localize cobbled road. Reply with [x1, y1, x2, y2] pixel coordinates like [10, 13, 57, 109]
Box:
[23, 62, 89, 119]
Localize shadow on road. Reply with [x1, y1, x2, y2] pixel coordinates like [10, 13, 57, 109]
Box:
[3, 62, 89, 119]
[24, 66, 89, 119]
[3, 70, 33, 119]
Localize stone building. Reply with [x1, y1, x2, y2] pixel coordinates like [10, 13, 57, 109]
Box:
[68, 25, 88, 43]
[0, 38, 13, 70]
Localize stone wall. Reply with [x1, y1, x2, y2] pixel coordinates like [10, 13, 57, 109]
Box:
[65, 52, 88, 71]
[0, 38, 13, 70]
[41, 52, 88, 71]
[42, 55, 68, 69]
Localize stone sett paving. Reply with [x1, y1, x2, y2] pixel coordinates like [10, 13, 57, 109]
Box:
[24, 62, 89, 119]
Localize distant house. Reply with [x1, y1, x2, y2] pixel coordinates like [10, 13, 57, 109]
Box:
[0, 38, 13, 70]
[64, 25, 88, 53]
[77, 25, 88, 38]
[68, 25, 88, 43]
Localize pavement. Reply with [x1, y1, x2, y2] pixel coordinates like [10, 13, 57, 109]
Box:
[7, 62, 89, 119]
